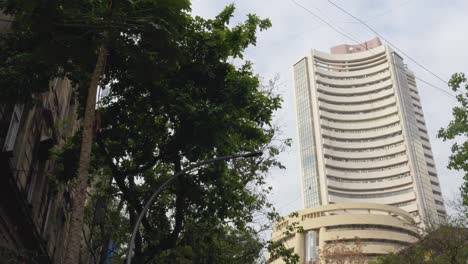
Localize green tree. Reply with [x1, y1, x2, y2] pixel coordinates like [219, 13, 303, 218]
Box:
[75, 5, 294, 264]
[370, 199, 468, 264]
[2, 1, 297, 263]
[370, 226, 468, 264]
[1, 1, 189, 263]
[317, 238, 365, 264]
[267, 212, 302, 264]
[438, 73, 468, 209]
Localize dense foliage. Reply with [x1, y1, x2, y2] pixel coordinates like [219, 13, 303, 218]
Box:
[1, 1, 299, 263]
[370, 226, 468, 264]
[438, 73, 468, 209]
[0, 0, 190, 105]
[2, 1, 193, 263]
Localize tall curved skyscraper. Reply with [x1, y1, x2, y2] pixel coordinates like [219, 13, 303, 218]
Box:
[293, 37, 446, 225]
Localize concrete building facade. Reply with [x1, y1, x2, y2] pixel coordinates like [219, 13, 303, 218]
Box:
[0, 79, 79, 263]
[271, 38, 448, 263]
[270, 203, 420, 263]
[293, 37, 446, 224]
[0, 17, 80, 263]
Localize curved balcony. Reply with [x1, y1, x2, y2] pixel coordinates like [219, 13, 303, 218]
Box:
[324, 154, 408, 170]
[314, 53, 387, 68]
[432, 186, 442, 196]
[319, 104, 397, 122]
[315, 62, 389, 78]
[413, 99, 422, 109]
[318, 87, 395, 106]
[329, 189, 416, 205]
[414, 106, 424, 117]
[417, 122, 428, 133]
[398, 203, 418, 213]
[316, 71, 391, 87]
[435, 204, 446, 214]
[325, 164, 411, 180]
[313, 45, 387, 63]
[427, 166, 438, 176]
[423, 146, 434, 158]
[316, 58, 389, 72]
[323, 133, 404, 150]
[322, 229, 418, 245]
[317, 79, 393, 96]
[323, 144, 406, 159]
[327, 175, 413, 191]
[321, 123, 402, 140]
[321, 114, 400, 130]
[319, 96, 396, 113]
[361, 244, 408, 255]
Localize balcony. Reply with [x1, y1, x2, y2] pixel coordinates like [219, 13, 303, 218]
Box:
[319, 96, 397, 113]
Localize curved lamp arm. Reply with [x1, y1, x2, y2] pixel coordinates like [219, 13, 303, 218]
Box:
[126, 151, 262, 264]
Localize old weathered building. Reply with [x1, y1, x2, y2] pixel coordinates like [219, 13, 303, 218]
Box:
[0, 16, 80, 263]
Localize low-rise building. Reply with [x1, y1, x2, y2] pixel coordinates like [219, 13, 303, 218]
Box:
[270, 203, 419, 263]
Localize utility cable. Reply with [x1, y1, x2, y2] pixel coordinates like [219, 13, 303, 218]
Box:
[327, 0, 449, 85]
[290, 0, 359, 44]
[290, 0, 457, 99]
[302, 1, 365, 45]
[277, 193, 302, 211]
[365, 0, 413, 22]
[413, 75, 456, 99]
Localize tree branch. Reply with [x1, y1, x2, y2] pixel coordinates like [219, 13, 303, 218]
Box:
[96, 137, 153, 233]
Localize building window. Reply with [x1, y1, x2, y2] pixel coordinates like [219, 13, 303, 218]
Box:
[305, 230, 319, 262]
[3, 104, 24, 152]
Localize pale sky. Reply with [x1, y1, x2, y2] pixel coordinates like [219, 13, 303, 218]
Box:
[191, 0, 467, 218]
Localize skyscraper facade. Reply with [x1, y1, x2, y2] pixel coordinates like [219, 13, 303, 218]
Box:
[270, 37, 447, 264]
[293, 37, 446, 225]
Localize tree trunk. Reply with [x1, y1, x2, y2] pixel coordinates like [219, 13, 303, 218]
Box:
[169, 158, 185, 247]
[129, 209, 144, 263]
[64, 44, 108, 264]
[99, 198, 124, 264]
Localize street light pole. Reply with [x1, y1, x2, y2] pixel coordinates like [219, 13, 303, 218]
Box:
[126, 151, 263, 264]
